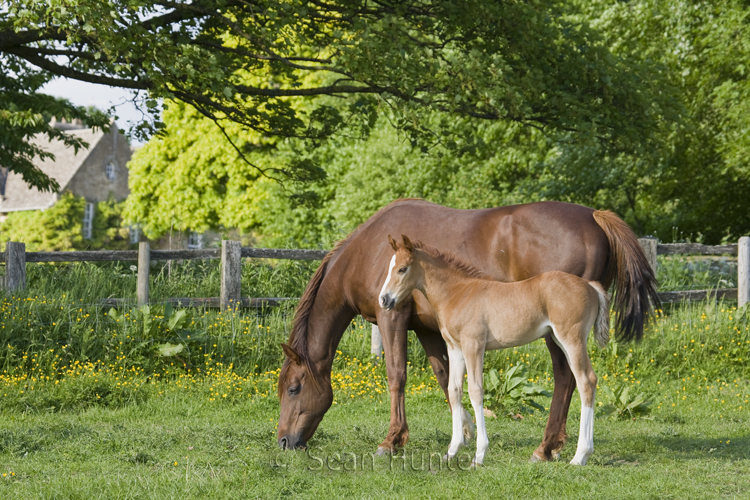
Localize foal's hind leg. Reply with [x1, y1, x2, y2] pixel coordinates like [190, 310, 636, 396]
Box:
[551, 328, 598, 466]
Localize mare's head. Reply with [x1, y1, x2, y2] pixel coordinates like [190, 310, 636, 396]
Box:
[277, 343, 333, 450]
[379, 234, 422, 310]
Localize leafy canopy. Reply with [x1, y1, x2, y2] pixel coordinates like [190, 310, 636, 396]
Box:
[3, 0, 669, 190]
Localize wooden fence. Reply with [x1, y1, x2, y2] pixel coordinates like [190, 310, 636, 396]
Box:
[1, 237, 749, 308]
[0, 241, 327, 309]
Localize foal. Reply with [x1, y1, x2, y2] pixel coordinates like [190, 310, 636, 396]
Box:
[379, 235, 609, 466]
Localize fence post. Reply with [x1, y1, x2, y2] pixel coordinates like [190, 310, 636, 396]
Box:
[739, 236, 750, 308]
[137, 241, 150, 306]
[371, 324, 383, 363]
[639, 238, 658, 275]
[5, 242, 26, 292]
[221, 240, 242, 310]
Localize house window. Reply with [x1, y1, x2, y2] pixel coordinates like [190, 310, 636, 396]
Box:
[129, 225, 140, 244]
[105, 161, 117, 181]
[187, 231, 203, 249]
[83, 202, 95, 239]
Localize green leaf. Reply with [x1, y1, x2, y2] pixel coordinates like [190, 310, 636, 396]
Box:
[156, 343, 184, 357]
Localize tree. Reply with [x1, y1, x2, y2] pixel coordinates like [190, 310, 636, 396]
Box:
[3, 0, 673, 192]
[548, 0, 750, 242]
[0, 193, 130, 251]
[124, 0, 750, 245]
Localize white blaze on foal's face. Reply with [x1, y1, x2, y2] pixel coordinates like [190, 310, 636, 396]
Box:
[379, 235, 416, 310]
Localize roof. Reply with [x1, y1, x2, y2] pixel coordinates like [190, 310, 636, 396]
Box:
[0, 127, 106, 212]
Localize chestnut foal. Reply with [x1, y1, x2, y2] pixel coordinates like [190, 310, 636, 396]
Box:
[379, 235, 609, 466]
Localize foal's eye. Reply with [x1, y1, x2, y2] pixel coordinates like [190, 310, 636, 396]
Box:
[289, 385, 300, 396]
[397, 267, 407, 274]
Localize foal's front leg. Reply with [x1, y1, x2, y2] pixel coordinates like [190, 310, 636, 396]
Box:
[463, 341, 489, 466]
[445, 345, 467, 460]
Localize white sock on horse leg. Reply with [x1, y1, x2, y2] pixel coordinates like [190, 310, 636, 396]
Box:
[570, 405, 594, 465]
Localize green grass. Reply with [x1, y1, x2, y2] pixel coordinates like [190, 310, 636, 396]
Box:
[0, 259, 749, 498]
[0, 372, 747, 499]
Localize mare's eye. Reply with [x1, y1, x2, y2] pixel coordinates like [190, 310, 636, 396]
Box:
[398, 267, 408, 274]
[289, 385, 300, 395]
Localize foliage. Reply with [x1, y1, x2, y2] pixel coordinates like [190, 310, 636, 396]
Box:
[0, 192, 85, 251]
[0, 192, 130, 251]
[3, 0, 672, 192]
[483, 364, 552, 415]
[0, 55, 110, 192]
[122, 102, 269, 238]
[597, 383, 652, 420]
[550, 0, 750, 241]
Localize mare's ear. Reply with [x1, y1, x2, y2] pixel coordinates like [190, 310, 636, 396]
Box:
[401, 234, 414, 252]
[388, 234, 399, 251]
[281, 343, 302, 365]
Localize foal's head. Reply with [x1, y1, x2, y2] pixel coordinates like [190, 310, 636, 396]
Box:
[379, 234, 422, 310]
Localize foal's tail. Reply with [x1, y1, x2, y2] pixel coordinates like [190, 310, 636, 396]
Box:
[592, 210, 660, 342]
[588, 281, 610, 348]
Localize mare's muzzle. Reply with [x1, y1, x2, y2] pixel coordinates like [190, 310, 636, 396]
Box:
[278, 434, 307, 450]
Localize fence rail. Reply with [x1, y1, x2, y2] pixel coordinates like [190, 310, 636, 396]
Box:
[0, 247, 329, 263]
[2, 238, 749, 307]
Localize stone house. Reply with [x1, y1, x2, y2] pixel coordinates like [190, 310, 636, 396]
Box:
[0, 119, 133, 240]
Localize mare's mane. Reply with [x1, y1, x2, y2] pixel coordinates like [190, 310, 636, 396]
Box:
[278, 236, 350, 394]
[412, 241, 492, 280]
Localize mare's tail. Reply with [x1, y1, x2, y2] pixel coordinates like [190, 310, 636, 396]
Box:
[592, 210, 660, 342]
[587, 281, 610, 348]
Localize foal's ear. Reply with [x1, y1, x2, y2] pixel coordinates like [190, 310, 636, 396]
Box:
[281, 343, 302, 365]
[388, 234, 399, 251]
[401, 234, 414, 252]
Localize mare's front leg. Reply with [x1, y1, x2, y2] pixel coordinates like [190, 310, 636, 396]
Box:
[375, 302, 412, 455]
[531, 333, 577, 462]
[444, 345, 467, 460]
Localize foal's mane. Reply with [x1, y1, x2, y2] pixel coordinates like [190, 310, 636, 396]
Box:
[412, 241, 491, 280]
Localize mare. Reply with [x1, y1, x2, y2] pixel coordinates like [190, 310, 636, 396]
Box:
[379, 234, 609, 466]
[277, 199, 658, 461]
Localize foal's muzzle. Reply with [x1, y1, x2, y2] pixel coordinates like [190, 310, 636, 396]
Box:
[379, 294, 396, 310]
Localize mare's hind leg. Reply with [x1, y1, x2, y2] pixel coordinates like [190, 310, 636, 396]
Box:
[551, 329, 598, 466]
[413, 327, 475, 441]
[531, 333, 577, 462]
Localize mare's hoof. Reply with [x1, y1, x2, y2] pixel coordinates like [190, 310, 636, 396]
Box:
[529, 452, 545, 463]
[375, 446, 394, 456]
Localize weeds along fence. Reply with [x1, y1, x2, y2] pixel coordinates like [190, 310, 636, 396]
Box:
[0, 241, 346, 376]
[0, 237, 748, 375]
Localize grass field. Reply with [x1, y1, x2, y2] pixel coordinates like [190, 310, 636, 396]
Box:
[0, 256, 748, 498]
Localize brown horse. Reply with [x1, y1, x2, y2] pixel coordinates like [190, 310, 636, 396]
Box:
[380, 235, 609, 466]
[278, 199, 658, 461]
